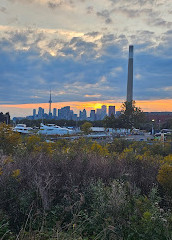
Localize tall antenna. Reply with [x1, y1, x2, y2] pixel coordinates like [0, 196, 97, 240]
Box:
[49, 90, 52, 115]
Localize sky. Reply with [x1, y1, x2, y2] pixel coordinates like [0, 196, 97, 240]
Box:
[0, 0, 172, 117]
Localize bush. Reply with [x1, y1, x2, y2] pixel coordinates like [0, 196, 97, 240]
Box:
[0, 130, 171, 239]
[157, 155, 172, 195]
[0, 123, 21, 155]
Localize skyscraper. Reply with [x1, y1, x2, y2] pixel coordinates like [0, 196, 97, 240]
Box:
[58, 106, 70, 120]
[83, 109, 87, 120]
[109, 106, 115, 117]
[79, 109, 87, 120]
[33, 109, 36, 119]
[69, 110, 74, 120]
[96, 105, 107, 120]
[127, 45, 134, 102]
[96, 109, 102, 120]
[38, 107, 44, 119]
[101, 105, 107, 120]
[90, 110, 96, 121]
[53, 108, 57, 118]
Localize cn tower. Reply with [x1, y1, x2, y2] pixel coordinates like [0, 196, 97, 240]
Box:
[127, 45, 134, 102]
[49, 90, 52, 115]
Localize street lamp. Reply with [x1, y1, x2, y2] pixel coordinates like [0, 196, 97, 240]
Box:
[152, 119, 155, 135]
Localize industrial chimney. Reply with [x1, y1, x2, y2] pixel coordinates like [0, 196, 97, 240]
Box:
[127, 45, 134, 102]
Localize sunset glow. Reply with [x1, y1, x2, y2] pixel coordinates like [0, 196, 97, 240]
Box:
[1, 99, 172, 117]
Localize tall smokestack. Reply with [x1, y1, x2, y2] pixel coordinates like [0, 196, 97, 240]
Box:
[127, 45, 134, 102]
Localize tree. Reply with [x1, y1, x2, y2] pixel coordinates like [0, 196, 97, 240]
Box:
[0, 112, 10, 124]
[0, 123, 21, 154]
[103, 115, 119, 129]
[162, 119, 172, 129]
[119, 101, 145, 129]
[81, 122, 92, 135]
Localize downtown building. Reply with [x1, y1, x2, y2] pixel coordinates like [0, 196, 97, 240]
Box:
[79, 109, 87, 121]
[90, 110, 96, 121]
[58, 106, 76, 120]
[38, 107, 44, 119]
[58, 106, 71, 120]
[109, 106, 115, 117]
[96, 105, 107, 120]
[53, 108, 57, 119]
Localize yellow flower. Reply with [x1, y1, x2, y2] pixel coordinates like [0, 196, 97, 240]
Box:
[4, 156, 13, 164]
[12, 169, 20, 178]
[143, 211, 151, 221]
[73, 224, 76, 229]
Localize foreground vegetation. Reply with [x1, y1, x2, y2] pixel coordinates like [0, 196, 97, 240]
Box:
[0, 123, 172, 239]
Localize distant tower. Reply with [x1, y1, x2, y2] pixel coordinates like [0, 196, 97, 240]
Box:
[33, 109, 36, 119]
[109, 106, 115, 117]
[90, 110, 96, 121]
[38, 107, 44, 119]
[53, 108, 57, 118]
[101, 105, 107, 120]
[83, 109, 87, 120]
[49, 91, 52, 115]
[127, 45, 134, 102]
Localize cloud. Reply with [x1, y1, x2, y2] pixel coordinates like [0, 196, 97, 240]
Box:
[84, 32, 100, 38]
[0, 0, 172, 108]
[85, 94, 101, 98]
[135, 74, 142, 80]
[0, 38, 172, 105]
[147, 17, 172, 28]
[47, 0, 74, 9]
[109, 67, 123, 77]
[86, 6, 94, 14]
[6, 0, 36, 4]
[0, 6, 7, 13]
[116, 8, 140, 18]
[101, 34, 115, 44]
[6, 0, 76, 11]
[96, 10, 113, 24]
[163, 86, 172, 92]
[48, 1, 62, 8]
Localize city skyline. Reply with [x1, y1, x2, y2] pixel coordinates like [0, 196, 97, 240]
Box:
[1, 99, 172, 118]
[0, 0, 172, 116]
[28, 104, 113, 121]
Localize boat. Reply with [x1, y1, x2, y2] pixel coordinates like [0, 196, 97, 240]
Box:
[13, 124, 32, 134]
[38, 123, 74, 135]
